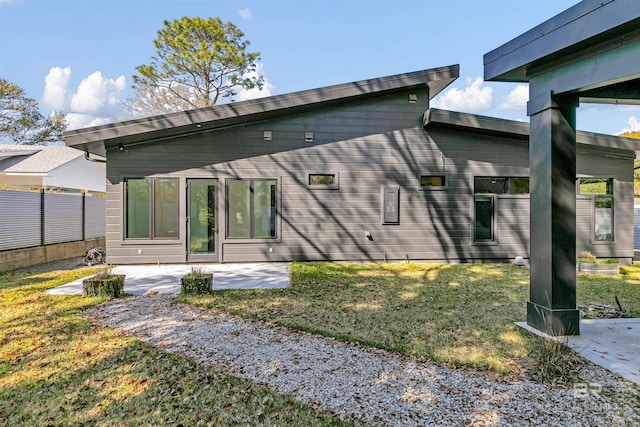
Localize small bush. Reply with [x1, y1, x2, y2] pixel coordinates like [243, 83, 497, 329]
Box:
[528, 335, 583, 384]
[185, 265, 206, 277]
[597, 258, 619, 264]
[181, 267, 213, 295]
[577, 251, 597, 264]
[82, 274, 125, 297]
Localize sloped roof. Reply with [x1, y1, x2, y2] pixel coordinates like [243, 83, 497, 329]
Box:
[63, 65, 460, 157]
[484, 0, 640, 83]
[0, 145, 85, 174]
[423, 108, 640, 157]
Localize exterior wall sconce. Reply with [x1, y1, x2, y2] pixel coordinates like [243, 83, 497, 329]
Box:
[263, 130, 272, 141]
[409, 94, 418, 103]
[305, 131, 314, 143]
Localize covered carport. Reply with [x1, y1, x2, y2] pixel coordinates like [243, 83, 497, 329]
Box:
[484, 0, 640, 335]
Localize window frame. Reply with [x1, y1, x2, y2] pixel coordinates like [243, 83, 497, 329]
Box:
[473, 194, 497, 244]
[471, 175, 529, 245]
[305, 171, 339, 190]
[224, 178, 281, 242]
[123, 177, 180, 241]
[418, 174, 447, 191]
[577, 177, 615, 244]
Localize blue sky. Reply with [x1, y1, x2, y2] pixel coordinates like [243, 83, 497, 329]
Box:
[1, 0, 639, 135]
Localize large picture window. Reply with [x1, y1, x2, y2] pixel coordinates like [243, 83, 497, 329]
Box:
[473, 176, 529, 242]
[125, 178, 179, 239]
[579, 178, 614, 242]
[226, 179, 277, 239]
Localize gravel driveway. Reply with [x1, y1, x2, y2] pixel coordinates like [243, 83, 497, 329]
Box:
[82, 295, 639, 426]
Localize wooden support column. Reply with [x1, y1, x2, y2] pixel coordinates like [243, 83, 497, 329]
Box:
[526, 91, 580, 336]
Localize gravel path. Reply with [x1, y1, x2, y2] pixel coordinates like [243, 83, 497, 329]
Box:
[82, 295, 639, 426]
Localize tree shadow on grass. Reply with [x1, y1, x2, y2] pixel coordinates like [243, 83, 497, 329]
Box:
[0, 338, 348, 426]
[0, 279, 350, 426]
[184, 262, 532, 373]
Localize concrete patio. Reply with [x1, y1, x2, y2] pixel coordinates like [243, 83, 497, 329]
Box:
[518, 319, 640, 386]
[46, 263, 290, 296]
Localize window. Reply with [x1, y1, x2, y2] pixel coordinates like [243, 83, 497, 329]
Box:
[309, 174, 335, 185]
[472, 176, 529, 242]
[226, 179, 277, 239]
[419, 175, 446, 189]
[125, 178, 179, 239]
[306, 172, 339, 189]
[474, 195, 493, 241]
[579, 178, 614, 241]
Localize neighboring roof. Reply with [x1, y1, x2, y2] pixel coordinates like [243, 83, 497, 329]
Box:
[484, 0, 640, 82]
[0, 145, 41, 159]
[423, 108, 640, 157]
[63, 65, 460, 157]
[0, 145, 85, 174]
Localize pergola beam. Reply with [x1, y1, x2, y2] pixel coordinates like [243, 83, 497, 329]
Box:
[484, 0, 640, 336]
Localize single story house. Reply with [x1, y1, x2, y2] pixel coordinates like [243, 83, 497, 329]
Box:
[0, 145, 106, 193]
[63, 65, 638, 264]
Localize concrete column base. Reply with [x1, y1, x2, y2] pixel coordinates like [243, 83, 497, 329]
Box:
[527, 301, 580, 336]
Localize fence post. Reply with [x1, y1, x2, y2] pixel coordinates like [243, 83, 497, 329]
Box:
[40, 189, 45, 246]
[82, 193, 86, 241]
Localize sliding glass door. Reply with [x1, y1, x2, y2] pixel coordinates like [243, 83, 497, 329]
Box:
[187, 179, 218, 262]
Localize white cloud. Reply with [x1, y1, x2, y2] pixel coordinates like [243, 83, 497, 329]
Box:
[40, 67, 126, 130]
[499, 85, 529, 110]
[64, 113, 111, 130]
[236, 63, 275, 102]
[70, 71, 126, 115]
[618, 116, 640, 135]
[238, 8, 252, 19]
[431, 77, 493, 113]
[42, 66, 71, 111]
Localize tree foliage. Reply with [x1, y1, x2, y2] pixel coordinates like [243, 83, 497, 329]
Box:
[129, 17, 263, 117]
[0, 78, 66, 145]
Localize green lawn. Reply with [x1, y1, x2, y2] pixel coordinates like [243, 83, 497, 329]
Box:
[3, 261, 638, 424]
[0, 264, 350, 426]
[182, 262, 640, 374]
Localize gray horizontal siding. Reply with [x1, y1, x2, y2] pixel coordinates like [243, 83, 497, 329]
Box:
[85, 196, 106, 239]
[0, 190, 106, 252]
[44, 193, 83, 244]
[634, 206, 640, 250]
[104, 89, 635, 264]
[0, 190, 42, 251]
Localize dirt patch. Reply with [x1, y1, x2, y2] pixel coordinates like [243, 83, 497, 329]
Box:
[16, 257, 92, 275]
[578, 303, 628, 319]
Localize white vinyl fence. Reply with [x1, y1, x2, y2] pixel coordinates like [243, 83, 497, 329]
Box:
[0, 189, 105, 252]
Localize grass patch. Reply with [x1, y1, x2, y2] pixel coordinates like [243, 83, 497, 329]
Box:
[0, 264, 350, 426]
[579, 265, 640, 317]
[181, 262, 640, 374]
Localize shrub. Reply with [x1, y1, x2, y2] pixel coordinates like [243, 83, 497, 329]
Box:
[181, 267, 213, 295]
[528, 335, 583, 384]
[597, 258, 619, 264]
[577, 251, 597, 264]
[82, 275, 125, 297]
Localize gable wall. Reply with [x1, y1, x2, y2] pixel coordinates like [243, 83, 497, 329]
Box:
[103, 91, 634, 264]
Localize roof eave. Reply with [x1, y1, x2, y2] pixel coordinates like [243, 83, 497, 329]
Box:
[484, 0, 640, 82]
[423, 108, 640, 157]
[63, 65, 460, 157]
